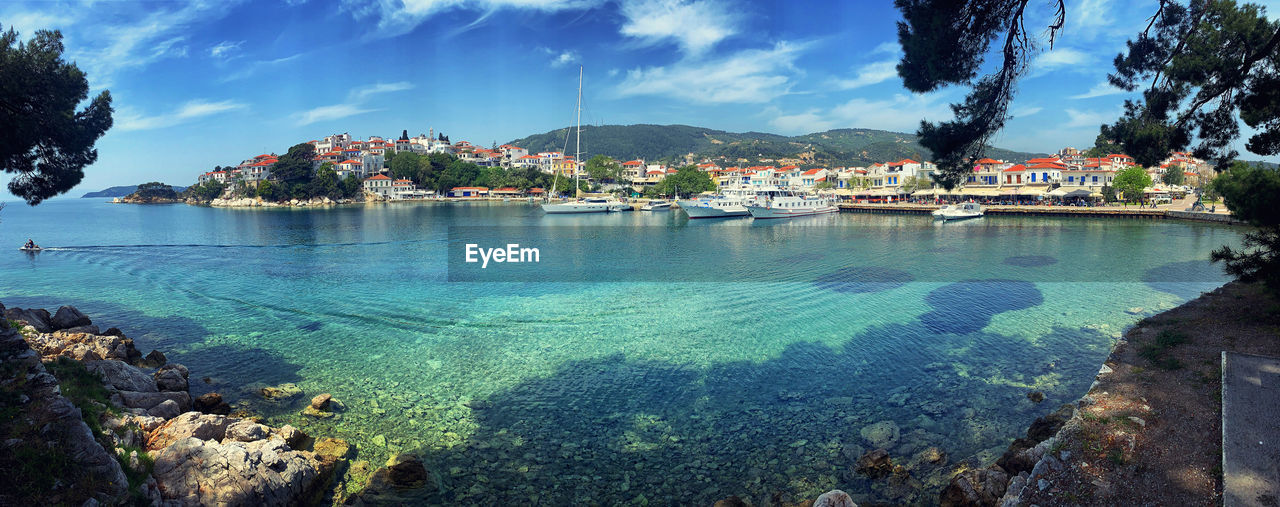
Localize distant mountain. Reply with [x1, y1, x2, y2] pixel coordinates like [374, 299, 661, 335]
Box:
[506, 124, 1047, 167]
[82, 185, 186, 198]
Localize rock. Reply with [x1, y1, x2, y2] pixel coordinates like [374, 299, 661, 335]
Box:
[276, 425, 310, 450]
[26, 331, 141, 362]
[920, 446, 947, 465]
[260, 382, 302, 400]
[1027, 404, 1074, 442]
[1128, 416, 1146, 427]
[1026, 390, 1045, 403]
[860, 420, 900, 449]
[225, 419, 270, 442]
[51, 305, 92, 330]
[313, 437, 353, 461]
[714, 495, 749, 507]
[855, 449, 894, 479]
[1037, 478, 1050, 491]
[194, 392, 231, 415]
[372, 434, 387, 447]
[148, 399, 182, 419]
[119, 390, 191, 412]
[151, 436, 324, 506]
[154, 364, 189, 392]
[103, 327, 125, 337]
[302, 406, 335, 419]
[939, 465, 1009, 507]
[5, 307, 53, 332]
[142, 349, 167, 367]
[310, 393, 332, 410]
[85, 359, 157, 392]
[813, 489, 857, 507]
[62, 324, 101, 335]
[382, 453, 430, 488]
[145, 411, 229, 450]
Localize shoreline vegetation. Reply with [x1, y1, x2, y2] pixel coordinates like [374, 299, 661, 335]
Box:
[5, 283, 1273, 505]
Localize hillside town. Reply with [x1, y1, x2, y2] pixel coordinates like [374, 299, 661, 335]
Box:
[194, 130, 1215, 203]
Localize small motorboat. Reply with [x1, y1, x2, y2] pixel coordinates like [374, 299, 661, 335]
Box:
[641, 200, 672, 211]
[932, 202, 984, 221]
[19, 246, 42, 252]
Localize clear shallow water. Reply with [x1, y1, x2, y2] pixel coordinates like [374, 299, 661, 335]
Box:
[0, 199, 1239, 504]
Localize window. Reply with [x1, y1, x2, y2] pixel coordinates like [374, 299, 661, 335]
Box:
[1068, 176, 1074, 182]
[1092, 176, 1099, 183]
[1030, 173, 1036, 182]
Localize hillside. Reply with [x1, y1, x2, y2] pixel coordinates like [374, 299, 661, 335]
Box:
[83, 185, 186, 198]
[506, 124, 1046, 167]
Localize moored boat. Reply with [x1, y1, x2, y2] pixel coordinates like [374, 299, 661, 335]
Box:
[542, 197, 617, 214]
[676, 186, 761, 219]
[745, 190, 838, 219]
[931, 202, 984, 221]
[640, 200, 671, 211]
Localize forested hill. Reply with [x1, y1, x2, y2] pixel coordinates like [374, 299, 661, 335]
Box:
[506, 124, 1046, 167]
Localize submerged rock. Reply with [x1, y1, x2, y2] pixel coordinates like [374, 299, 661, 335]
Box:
[310, 393, 332, 410]
[860, 420, 900, 449]
[1026, 390, 1045, 403]
[382, 454, 431, 488]
[260, 383, 303, 400]
[939, 465, 1009, 507]
[313, 437, 353, 461]
[193, 392, 231, 415]
[713, 495, 749, 507]
[856, 449, 894, 479]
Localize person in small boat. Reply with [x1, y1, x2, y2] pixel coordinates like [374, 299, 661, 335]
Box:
[23, 239, 38, 249]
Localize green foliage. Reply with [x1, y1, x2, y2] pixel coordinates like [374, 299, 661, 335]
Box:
[307, 166, 340, 199]
[1, 26, 114, 205]
[254, 180, 281, 201]
[1162, 166, 1186, 186]
[270, 143, 316, 185]
[1084, 134, 1123, 158]
[504, 124, 1043, 170]
[130, 182, 177, 200]
[1210, 162, 1280, 292]
[1112, 166, 1153, 203]
[651, 166, 716, 197]
[184, 180, 226, 201]
[584, 155, 623, 183]
[814, 180, 835, 190]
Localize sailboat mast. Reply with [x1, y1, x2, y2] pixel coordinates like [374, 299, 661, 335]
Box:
[574, 66, 582, 196]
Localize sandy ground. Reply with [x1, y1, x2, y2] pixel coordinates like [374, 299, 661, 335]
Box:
[1010, 281, 1280, 505]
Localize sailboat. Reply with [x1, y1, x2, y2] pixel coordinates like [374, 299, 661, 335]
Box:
[542, 67, 627, 214]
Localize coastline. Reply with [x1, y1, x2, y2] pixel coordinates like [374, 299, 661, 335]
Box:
[945, 281, 1280, 506]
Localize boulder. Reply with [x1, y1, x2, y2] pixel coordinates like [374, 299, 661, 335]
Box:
[310, 393, 332, 411]
[85, 359, 157, 393]
[62, 325, 101, 335]
[260, 382, 302, 400]
[119, 390, 191, 413]
[276, 425, 310, 450]
[381, 453, 430, 488]
[193, 393, 231, 415]
[860, 420, 900, 449]
[1026, 390, 1045, 403]
[27, 331, 141, 362]
[856, 449, 894, 479]
[148, 399, 182, 419]
[51, 306, 92, 330]
[146, 412, 229, 450]
[150, 436, 324, 506]
[5, 307, 53, 333]
[154, 364, 189, 392]
[939, 465, 1009, 507]
[813, 490, 857, 507]
[142, 349, 167, 367]
[313, 437, 352, 461]
[103, 327, 125, 337]
[225, 419, 270, 442]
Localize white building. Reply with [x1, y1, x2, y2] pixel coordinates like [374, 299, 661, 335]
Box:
[363, 174, 393, 197]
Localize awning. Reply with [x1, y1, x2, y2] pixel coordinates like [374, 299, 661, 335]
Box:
[1001, 186, 1046, 196]
[1049, 187, 1092, 198]
[912, 189, 934, 197]
[960, 187, 1001, 197]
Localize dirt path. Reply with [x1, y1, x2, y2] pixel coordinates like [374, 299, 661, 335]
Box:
[1002, 281, 1280, 505]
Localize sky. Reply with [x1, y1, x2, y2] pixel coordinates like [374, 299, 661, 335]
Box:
[2, 0, 1279, 198]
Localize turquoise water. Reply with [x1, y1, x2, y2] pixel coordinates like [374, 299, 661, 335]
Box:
[0, 199, 1239, 504]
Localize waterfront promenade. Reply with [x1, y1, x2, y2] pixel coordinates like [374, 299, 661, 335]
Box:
[836, 199, 1242, 224]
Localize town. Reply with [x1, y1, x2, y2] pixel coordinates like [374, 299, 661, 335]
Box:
[194, 129, 1214, 205]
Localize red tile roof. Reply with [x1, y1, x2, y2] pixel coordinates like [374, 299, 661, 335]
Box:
[367, 174, 391, 180]
[1003, 164, 1027, 172]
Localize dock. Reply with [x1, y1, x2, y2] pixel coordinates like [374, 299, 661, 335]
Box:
[836, 203, 1242, 223]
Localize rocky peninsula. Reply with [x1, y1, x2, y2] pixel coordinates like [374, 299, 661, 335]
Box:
[0, 302, 437, 506]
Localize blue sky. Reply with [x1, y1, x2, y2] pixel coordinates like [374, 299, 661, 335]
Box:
[3, 0, 1279, 197]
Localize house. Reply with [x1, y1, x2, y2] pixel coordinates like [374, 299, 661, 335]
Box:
[1002, 164, 1027, 186]
[448, 186, 489, 197]
[337, 159, 363, 179]
[799, 168, 830, 188]
[363, 174, 393, 197]
[1025, 162, 1064, 185]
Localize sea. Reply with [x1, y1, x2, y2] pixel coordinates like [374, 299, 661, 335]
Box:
[0, 198, 1240, 504]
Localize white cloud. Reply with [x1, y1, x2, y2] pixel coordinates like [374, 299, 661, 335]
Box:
[117, 99, 246, 131]
[1070, 80, 1127, 99]
[832, 60, 898, 90]
[1063, 107, 1121, 129]
[0, 10, 73, 36]
[349, 82, 414, 101]
[295, 104, 380, 126]
[870, 41, 900, 56]
[617, 0, 740, 56]
[607, 68, 619, 77]
[614, 41, 808, 103]
[769, 93, 955, 135]
[1010, 105, 1043, 118]
[341, 0, 602, 39]
[1032, 47, 1094, 74]
[539, 47, 581, 68]
[217, 53, 303, 82]
[210, 40, 244, 58]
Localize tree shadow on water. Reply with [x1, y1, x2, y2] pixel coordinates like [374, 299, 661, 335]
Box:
[389, 280, 1116, 505]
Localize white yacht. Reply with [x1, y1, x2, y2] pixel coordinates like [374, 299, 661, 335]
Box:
[931, 202, 984, 221]
[677, 187, 762, 219]
[640, 200, 672, 211]
[542, 197, 618, 214]
[745, 189, 838, 219]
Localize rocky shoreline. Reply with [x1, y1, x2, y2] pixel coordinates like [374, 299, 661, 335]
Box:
[0, 302, 435, 506]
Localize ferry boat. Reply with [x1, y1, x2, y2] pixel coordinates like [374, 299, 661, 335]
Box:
[745, 189, 838, 219]
[931, 202, 984, 221]
[676, 187, 763, 219]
